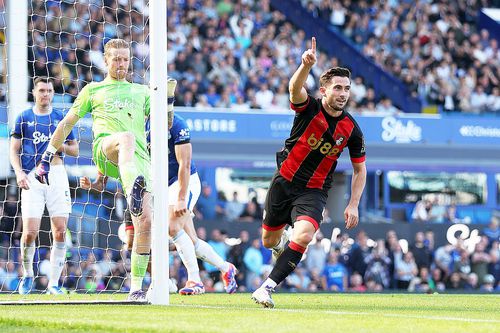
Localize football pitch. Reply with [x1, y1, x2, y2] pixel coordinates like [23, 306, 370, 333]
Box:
[0, 293, 499, 333]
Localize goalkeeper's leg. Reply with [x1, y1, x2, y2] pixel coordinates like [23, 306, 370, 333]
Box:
[98, 133, 146, 216]
[128, 192, 152, 301]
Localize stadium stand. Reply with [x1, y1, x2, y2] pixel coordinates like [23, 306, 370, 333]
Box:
[1, 0, 499, 295]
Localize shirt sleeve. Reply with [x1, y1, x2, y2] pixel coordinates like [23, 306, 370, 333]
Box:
[70, 84, 92, 118]
[10, 113, 23, 138]
[348, 125, 366, 163]
[173, 118, 191, 145]
[290, 95, 311, 113]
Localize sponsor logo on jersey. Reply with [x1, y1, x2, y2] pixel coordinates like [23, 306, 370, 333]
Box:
[32, 131, 52, 144]
[307, 133, 343, 156]
[27, 121, 35, 127]
[103, 98, 139, 113]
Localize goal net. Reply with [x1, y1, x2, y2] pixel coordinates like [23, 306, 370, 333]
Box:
[0, 0, 167, 302]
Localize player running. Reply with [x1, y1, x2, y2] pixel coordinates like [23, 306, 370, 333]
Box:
[251, 37, 366, 308]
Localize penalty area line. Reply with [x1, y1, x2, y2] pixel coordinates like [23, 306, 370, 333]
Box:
[171, 304, 500, 324]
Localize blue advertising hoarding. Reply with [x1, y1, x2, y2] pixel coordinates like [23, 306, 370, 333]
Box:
[175, 109, 500, 147]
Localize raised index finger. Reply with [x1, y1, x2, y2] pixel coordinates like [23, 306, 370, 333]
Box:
[311, 37, 316, 54]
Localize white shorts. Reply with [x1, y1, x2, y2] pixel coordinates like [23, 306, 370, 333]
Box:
[168, 172, 201, 211]
[21, 165, 71, 219]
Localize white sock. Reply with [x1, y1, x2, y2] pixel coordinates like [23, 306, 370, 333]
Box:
[21, 241, 35, 277]
[194, 239, 229, 272]
[272, 237, 283, 251]
[49, 241, 66, 287]
[172, 230, 201, 283]
[262, 278, 277, 289]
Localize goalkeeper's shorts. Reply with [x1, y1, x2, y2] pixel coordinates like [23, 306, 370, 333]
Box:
[93, 135, 151, 195]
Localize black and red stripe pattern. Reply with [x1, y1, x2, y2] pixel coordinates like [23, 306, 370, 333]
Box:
[279, 96, 365, 190]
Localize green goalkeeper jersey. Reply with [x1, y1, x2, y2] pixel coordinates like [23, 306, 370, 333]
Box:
[70, 77, 150, 161]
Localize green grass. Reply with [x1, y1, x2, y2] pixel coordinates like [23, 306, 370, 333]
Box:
[0, 293, 499, 332]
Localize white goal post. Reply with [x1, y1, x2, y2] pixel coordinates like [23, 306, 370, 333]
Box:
[2, 0, 169, 304]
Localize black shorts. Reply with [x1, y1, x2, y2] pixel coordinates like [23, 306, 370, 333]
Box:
[262, 172, 327, 231]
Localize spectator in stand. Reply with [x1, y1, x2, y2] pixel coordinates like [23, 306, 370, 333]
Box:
[408, 267, 432, 293]
[349, 272, 367, 292]
[453, 248, 472, 285]
[394, 251, 418, 290]
[243, 238, 264, 291]
[471, 240, 491, 285]
[463, 272, 479, 290]
[350, 76, 367, 104]
[364, 240, 391, 289]
[238, 199, 262, 222]
[410, 232, 432, 270]
[321, 251, 348, 292]
[305, 231, 327, 274]
[376, 96, 400, 115]
[483, 217, 499, 247]
[285, 266, 311, 292]
[347, 230, 371, 278]
[194, 183, 217, 221]
[411, 197, 433, 223]
[430, 267, 446, 292]
[480, 273, 496, 292]
[488, 240, 500, 283]
[225, 191, 245, 222]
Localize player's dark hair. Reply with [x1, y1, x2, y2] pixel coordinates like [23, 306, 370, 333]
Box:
[33, 76, 53, 88]
[319, 67, 351, 87]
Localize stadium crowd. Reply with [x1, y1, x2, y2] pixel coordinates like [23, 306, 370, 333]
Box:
[1, 186, 499, 294]
[1, 0, 499, 295]
[302, 0, 500, 113]
[18, 0, 499, 115]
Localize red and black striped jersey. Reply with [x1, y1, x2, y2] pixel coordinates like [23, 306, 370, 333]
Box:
[279, 95, 366, 190]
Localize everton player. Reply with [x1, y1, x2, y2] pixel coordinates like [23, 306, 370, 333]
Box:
[252, 37, 366, 308]
[10, 77, 78, 294]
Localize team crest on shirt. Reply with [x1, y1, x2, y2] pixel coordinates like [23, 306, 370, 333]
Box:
[334, 135, 346, 146]
[179, 128, 190, 138]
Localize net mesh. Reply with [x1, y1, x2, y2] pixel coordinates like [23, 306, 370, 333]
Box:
[0, 0, 151, 299]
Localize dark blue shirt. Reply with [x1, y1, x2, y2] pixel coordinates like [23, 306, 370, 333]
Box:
[11, 108, 76, 172]
[146, 114, 197, 185]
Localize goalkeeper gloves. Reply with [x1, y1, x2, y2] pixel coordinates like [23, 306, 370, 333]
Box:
[35, 147, 55, 185]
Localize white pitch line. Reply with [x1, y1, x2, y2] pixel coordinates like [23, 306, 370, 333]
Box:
[171, 304, 500, 324]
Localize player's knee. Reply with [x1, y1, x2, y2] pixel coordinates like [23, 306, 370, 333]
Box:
[262, 235, 278, 249]
[52, 229, 66, 242]
[120, 132, 136, 150]
[23, 232, 37, 244]
[292, 231, 313, 247]
[168, 222, 182, 237]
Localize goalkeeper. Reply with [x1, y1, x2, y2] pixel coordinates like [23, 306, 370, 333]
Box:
[35, 38, 175, 302]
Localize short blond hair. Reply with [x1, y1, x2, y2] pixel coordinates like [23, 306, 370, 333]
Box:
[104, 38, 130, 57]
